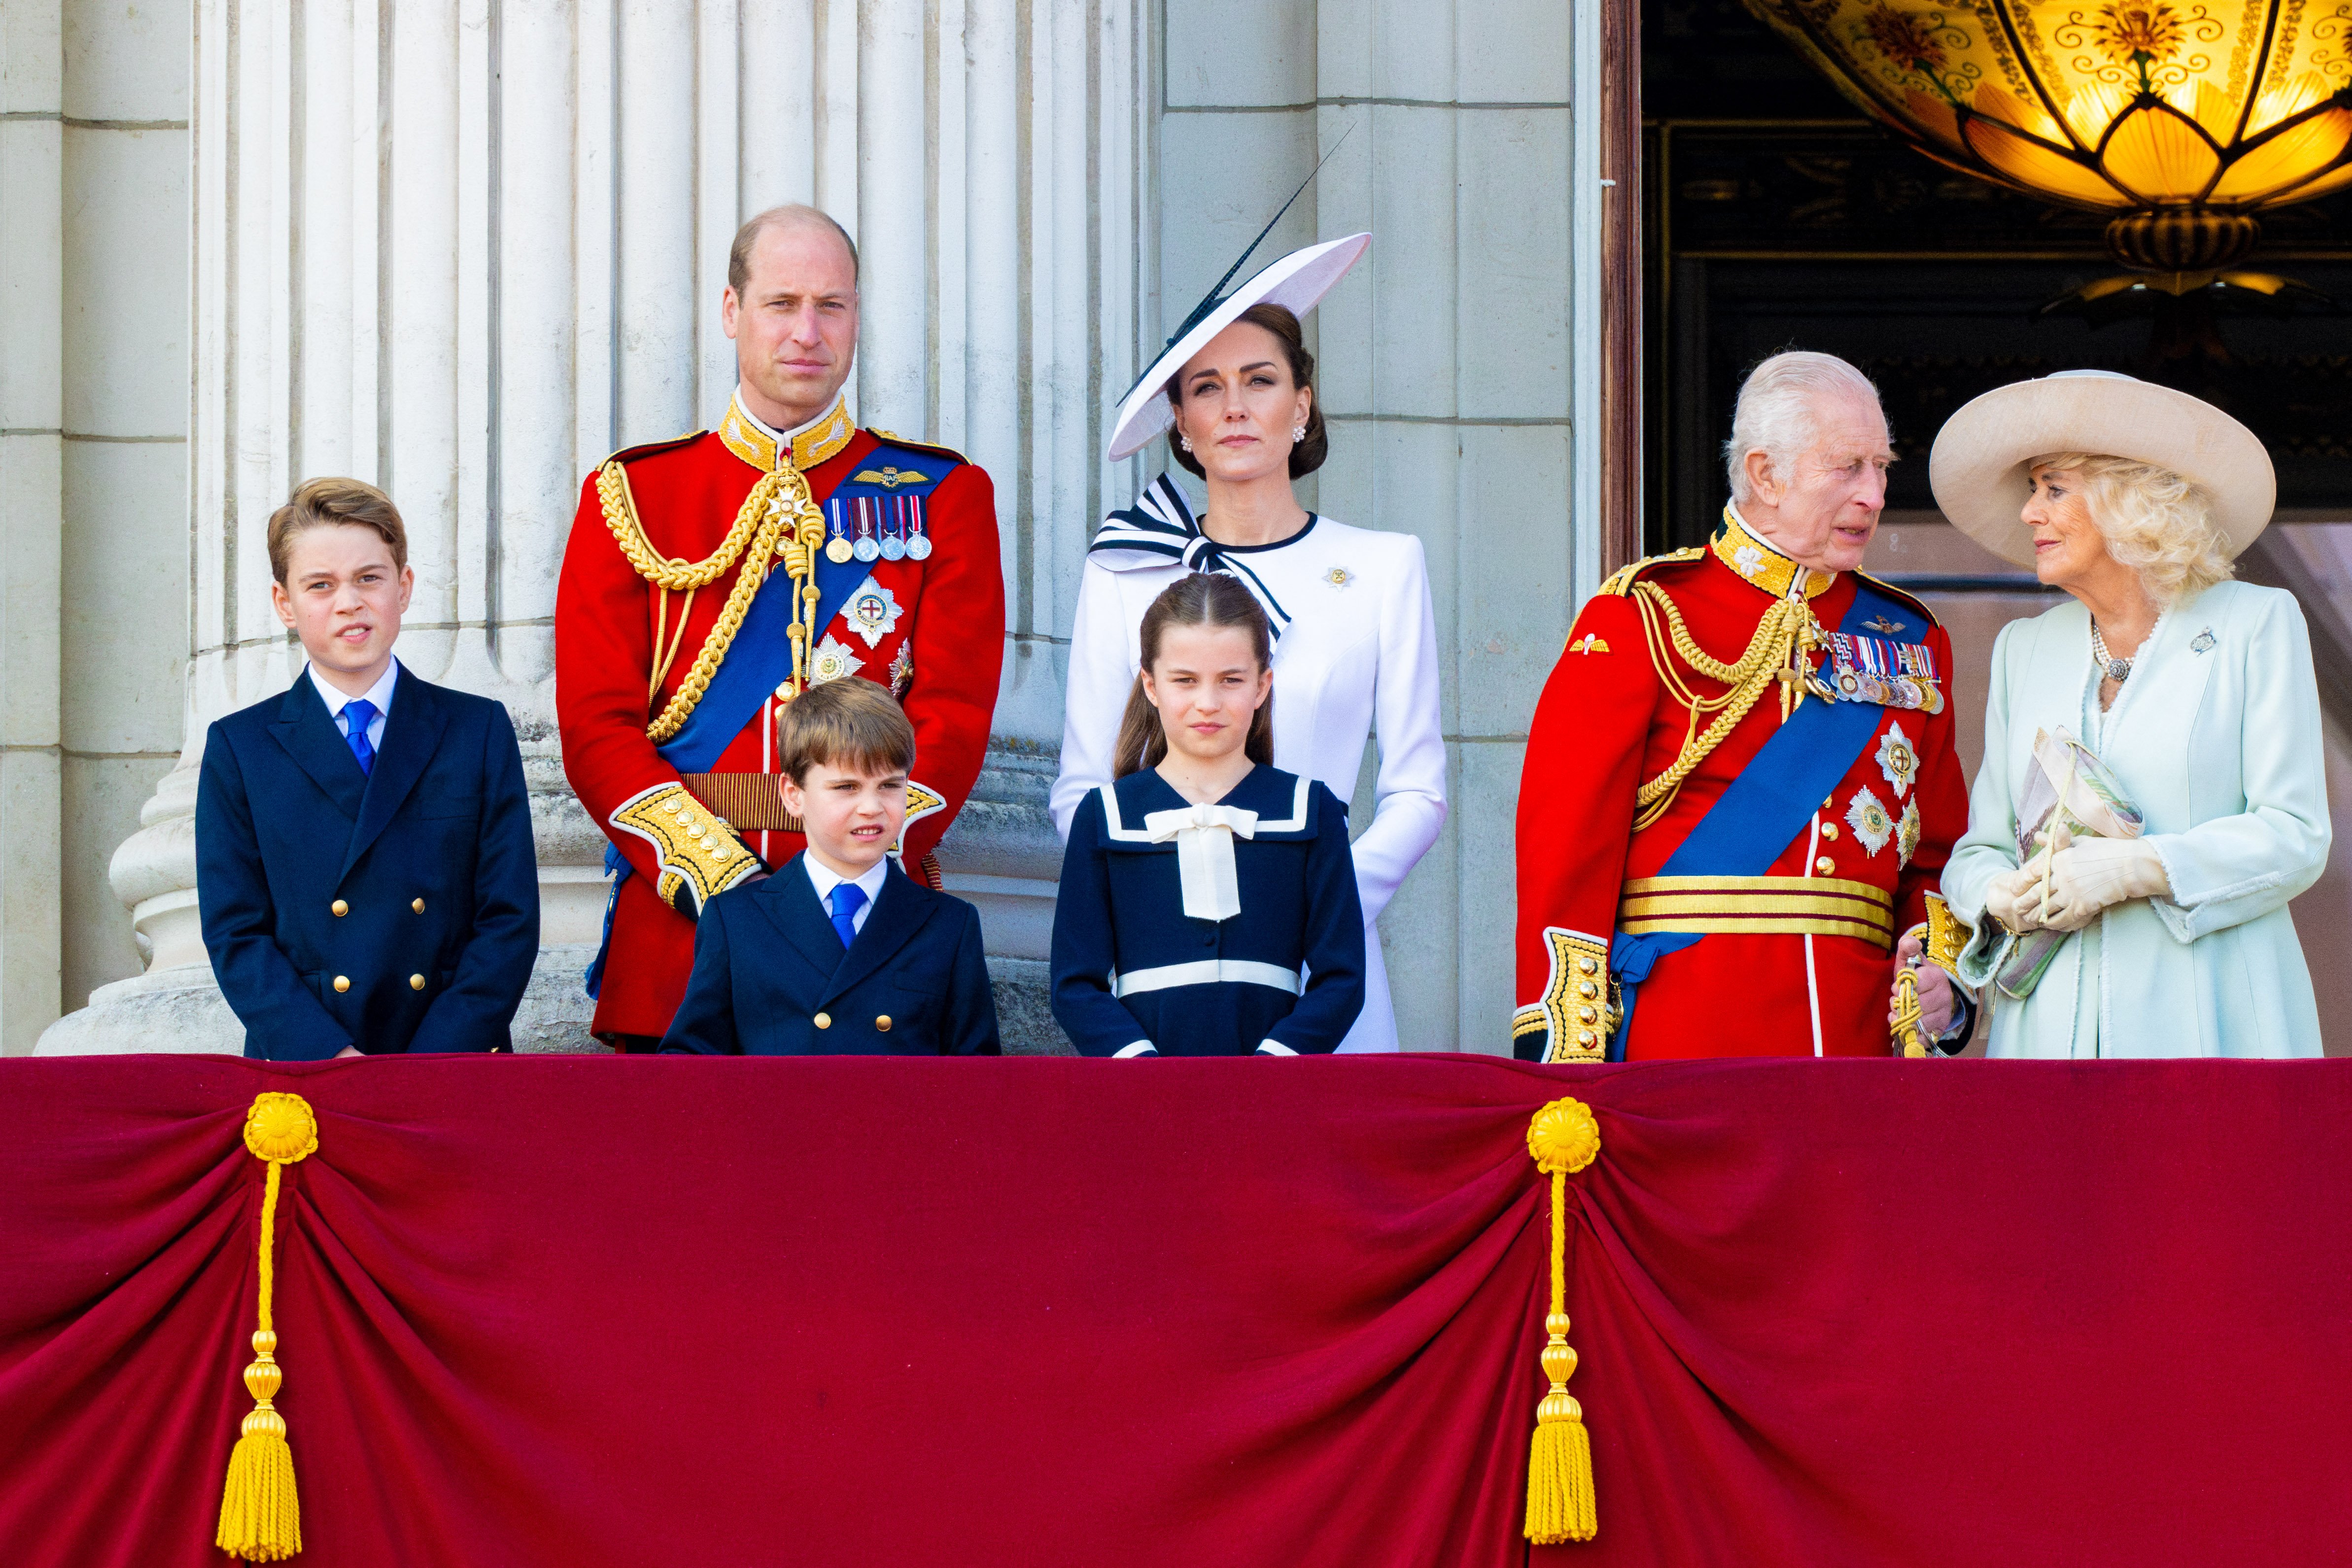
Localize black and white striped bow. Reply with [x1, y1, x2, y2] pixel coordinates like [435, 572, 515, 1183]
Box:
[1087, 474, 1295, 642]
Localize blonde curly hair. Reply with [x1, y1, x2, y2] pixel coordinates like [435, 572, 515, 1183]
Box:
[2028, 452, 2234, 608]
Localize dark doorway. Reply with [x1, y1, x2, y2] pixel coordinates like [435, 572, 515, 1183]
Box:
[1638, 0, 2352, 556]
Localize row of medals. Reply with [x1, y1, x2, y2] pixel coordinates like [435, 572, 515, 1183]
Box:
[1806, 661, 1943, 714]
[823, 506, 933, 565]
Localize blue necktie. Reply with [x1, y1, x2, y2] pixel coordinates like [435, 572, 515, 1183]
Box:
[828, 881, 867, 949]
[341, 698, 379, 776]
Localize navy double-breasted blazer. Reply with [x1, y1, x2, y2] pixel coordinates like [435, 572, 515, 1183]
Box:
[196, 664, 540, 1059]
[660, 854, 1001, 1055]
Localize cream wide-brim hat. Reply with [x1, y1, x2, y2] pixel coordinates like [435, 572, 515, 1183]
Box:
[1927, 370, 2275, 567]
[1106, 232, 1371, 462]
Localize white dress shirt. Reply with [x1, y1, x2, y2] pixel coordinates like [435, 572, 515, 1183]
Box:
[1051, 513, 1449, 1052]
[308, 660, 399, 755]
[801, 852, 891, 937]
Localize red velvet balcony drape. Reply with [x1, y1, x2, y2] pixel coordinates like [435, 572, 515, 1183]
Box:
[2, 1055, 2345, 1568]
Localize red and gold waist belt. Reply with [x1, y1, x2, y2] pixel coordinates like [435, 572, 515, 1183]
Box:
[1617, 874, 1894, 950]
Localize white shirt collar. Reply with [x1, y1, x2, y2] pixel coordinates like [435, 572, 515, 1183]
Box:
[801, 851, 891, 908]
[308, 658, 399, 719]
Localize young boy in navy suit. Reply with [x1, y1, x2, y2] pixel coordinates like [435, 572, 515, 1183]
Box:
[196, 478, 539, 1058]
[661, 679, 1000, 1055]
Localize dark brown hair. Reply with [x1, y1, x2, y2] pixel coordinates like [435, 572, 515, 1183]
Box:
[1165, 303, 1327, 481]
[266, 477, 408, 584]
[776, 677, 915, 783]
[1112, 574, 1277, 778]
[728, 204, 861, 294]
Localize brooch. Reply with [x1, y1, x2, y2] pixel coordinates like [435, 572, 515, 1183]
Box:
[1845, 786, 1895, 857]
[807, 635, 865, 686]
[1876, 721, 1918, 800]
[1324, 566, 1352, 590]
[844, 579, 905, 648]
[2191, 627, 2217, 654]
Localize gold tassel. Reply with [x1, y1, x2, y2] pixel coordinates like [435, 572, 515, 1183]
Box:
[217, 1093, 318, 1563]
[1524, 1098, 1602, 1545]
[1892, 966, 1930, 1057]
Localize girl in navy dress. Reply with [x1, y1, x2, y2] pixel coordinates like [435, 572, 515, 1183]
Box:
[1051, 573, 1365, 1056]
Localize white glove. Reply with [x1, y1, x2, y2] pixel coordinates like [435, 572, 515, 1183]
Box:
[2036, 838, 2170, 932]
[1982, 866, 2047, 934]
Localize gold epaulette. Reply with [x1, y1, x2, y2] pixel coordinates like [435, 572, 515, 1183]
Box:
[866, 428, 969, 466]
[1851, 570, 1943, 630]
[609, 781, 761, 915]
[1597, 547, 1705, 598]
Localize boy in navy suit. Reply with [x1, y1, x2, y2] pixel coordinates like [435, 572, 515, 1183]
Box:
[661, 679, 999, 1055]
[196, 478, 539, 1058]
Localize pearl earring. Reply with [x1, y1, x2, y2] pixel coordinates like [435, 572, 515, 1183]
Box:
[1291, 424, 1307, 443]
[1179, 433, 1194, 453]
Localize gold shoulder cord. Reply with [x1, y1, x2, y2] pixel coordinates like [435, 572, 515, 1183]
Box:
[1627, 582, 1822, 831]
[596, 460, 830, 743]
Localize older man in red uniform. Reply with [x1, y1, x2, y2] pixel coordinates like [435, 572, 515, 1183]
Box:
[557, 205, 1004, 1049]
[1515, 351, 1969, 1061]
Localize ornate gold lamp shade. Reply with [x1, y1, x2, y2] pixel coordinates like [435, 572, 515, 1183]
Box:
[1737, 0, 2352, 274]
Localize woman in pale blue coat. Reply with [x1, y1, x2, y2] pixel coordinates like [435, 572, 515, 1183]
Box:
[1928, 372, 2330, 1058]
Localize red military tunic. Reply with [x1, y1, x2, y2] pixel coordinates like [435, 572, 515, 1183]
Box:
[556, 391, 1005, 1042]
[1514, 509, 1967, 1060]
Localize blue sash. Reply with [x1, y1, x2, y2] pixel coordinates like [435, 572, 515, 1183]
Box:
[1606, 578, 1912, 1057]
[585, 443, 959, 1000]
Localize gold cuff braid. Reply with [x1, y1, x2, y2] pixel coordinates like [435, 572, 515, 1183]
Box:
[610, 782, 761, 914]
[1516, 928, 1616, 1063]
[1920, 892, 1971, 977]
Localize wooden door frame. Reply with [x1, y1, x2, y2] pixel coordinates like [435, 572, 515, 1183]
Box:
[1600, 0, 1645, 574]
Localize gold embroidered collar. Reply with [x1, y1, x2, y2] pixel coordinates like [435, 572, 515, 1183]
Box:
[717, 390, 856, 473]
[1712, 505, 1834, 601]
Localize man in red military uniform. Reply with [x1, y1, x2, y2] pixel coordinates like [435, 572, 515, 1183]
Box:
[1515, 351, 1969, 1061]
[557, 205, 1004, 1048]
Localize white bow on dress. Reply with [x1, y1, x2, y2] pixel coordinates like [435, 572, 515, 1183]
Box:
[1141, 802, 1260, 922]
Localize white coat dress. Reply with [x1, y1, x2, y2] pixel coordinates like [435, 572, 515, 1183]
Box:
[1943, 580, 2331, 1057]
[1051, 513, 1448, 1052]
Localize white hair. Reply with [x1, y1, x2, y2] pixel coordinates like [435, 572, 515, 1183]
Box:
[1723, 351, 1885, 503]
[2028, 452, 2234, 608]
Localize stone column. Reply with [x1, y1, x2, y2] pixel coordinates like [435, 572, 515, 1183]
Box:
[42, 0, 1153, 1054]
[2, 0, 191, 1055]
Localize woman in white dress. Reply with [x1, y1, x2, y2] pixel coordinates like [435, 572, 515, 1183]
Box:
[1930, 371, 2330, 1057]
[1052, 234, 1447, 1052]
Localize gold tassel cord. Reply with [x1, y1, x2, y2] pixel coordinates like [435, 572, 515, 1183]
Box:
[1892, 966, 1930, 1057]
[216, 1093, 318, 1564]
[597, 460, 830, 742]
[1523, 1097, 1602, 1546]
[1628, 584, 1824, 832]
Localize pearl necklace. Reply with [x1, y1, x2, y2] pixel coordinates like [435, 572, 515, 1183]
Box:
[2090, 623, 2133, 684]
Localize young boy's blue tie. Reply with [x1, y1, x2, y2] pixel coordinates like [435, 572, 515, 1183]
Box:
[829, 881, 867, 948]
[341, 698, 379, 775]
